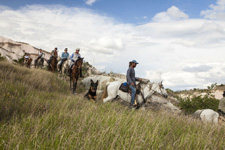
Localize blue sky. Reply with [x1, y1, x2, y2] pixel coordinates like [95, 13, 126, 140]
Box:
[1, 0, 225, 90]
[0, 0, 216, 23]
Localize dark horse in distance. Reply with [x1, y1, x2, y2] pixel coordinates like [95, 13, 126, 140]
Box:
[48, 51, 58, 72]
[70, 57, 84, 93]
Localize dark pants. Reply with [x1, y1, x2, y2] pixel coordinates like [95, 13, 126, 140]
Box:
[48, 56, 53, 65]
[59, 58, 67, 70]
[36, 56, 43, 64]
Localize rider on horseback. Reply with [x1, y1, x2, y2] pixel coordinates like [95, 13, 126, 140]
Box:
[59, 48, 69, 72]
[35, 49, 45, 66]
[48, 47, 58, 67]
[68, 48, 84, 77]
[24, 53, 30, 64]
[126, 60, 142, 107]
[218, 91, 225, 116]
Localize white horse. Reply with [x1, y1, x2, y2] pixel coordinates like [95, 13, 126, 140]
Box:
[57, 59, 69, 81]
[194, 109, 219, 125]
[102, 81, 168, 105]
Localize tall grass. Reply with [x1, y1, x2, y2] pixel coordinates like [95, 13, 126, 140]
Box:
[0, 61, 225, 149]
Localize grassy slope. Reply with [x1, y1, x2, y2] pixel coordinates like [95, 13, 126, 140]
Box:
[0, 61, 225, 149]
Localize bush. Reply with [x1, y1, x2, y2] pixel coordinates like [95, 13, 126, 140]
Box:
[178, 95, 219, 114]
[0, 53, 6, 61]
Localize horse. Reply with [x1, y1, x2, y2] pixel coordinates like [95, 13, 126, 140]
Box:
[70, 57, 84, 93]
[35, 56, 45, 69]
[102, 80, 168, 107]
[57, 59, 69, 81]
[193, 109, 223, 125]
[24, 58, 32, 68]
[48, 51, 58, 72]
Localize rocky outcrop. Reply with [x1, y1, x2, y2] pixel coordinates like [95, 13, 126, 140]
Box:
[144, 95, 181, 113]
[0, 36, 50, 65]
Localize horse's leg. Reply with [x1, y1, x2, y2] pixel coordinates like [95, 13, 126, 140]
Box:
[103, 96, 114, 103]
[103, 87, 116, 103]
[73, 77, 76, 93]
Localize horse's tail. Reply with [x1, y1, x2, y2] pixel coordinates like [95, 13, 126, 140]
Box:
[102, 85, 109, 101]
[212, 112, 219, 125]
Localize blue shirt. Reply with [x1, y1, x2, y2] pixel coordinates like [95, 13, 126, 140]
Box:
[61, 52, 69, 59]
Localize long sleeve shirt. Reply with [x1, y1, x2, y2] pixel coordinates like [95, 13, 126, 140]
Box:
[126, 67, 138, 86]
[71, 52, 81, 62]
[61, 52, 69, 59]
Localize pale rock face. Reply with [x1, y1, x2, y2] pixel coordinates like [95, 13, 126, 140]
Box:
[212, 90, 223, 100]
[0, 36, 51, 66]
[178, 90, 223, 100]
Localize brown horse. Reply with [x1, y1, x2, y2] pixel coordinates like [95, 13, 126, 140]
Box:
[24, 58, 33, 68]
[70, 57, 84, 93]
[48, 51, 58, 72]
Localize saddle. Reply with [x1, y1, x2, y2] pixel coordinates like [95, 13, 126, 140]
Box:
[119, 82, 141, 94]
[119, 82, 129, 93]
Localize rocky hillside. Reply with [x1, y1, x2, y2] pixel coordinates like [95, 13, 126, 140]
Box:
[175, 84, 225, 100]
[0, 36, 51, 65]
[0, 36, 181, 113]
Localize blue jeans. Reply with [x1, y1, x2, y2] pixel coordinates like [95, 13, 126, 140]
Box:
[129, 84, 136, 105]
[60, 58, 66, 67]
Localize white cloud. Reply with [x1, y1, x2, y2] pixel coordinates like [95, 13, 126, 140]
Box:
[201, 0, 225, 20]
[85, 0, 97, 6]
[153, 6, 189, 22]
[1, 5, 225, 90]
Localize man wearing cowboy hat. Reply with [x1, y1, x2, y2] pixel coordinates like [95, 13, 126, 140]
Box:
[126, 60, 142, 107]
[218, 91, 225, 116]
[68, 48, 84, 77]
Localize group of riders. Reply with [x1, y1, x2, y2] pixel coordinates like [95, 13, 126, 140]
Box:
[23, 47, 225, 114]
[23, 47, 84, 77]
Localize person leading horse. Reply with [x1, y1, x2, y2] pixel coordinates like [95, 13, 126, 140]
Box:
[126, 60, 142, 107]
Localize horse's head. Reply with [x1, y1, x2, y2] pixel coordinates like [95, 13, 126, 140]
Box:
[152, 81, 168, 98]
[90, 79, 98, 93]
[76, 57, 84, 67]
[143, 81, 168, 99]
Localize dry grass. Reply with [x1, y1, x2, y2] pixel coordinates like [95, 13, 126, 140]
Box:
[0, 61, 225, 149]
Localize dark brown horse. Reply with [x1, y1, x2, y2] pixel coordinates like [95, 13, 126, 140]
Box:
[24, 58, 33, 68]
[70, 57, 84, 93]
[48, 51, 58, 72]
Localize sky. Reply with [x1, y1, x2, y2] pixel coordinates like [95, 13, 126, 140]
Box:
[0, 0, 225, 91]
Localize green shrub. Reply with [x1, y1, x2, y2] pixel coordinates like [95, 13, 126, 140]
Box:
[0, 53, 6, 61]
[178, 95, 219, 114]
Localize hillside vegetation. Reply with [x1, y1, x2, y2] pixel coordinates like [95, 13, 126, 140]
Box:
[0, 61, 225, 149]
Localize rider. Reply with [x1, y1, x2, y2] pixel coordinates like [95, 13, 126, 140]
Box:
[68, 48, 84, 77]
[59, 48, 69, 72]
[126, 60, 142, 107]
[24, 53, 30, 64]
[48, 47, 58, 67]
[218, 91, 225, 116]
[35, 49, 45, 65]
